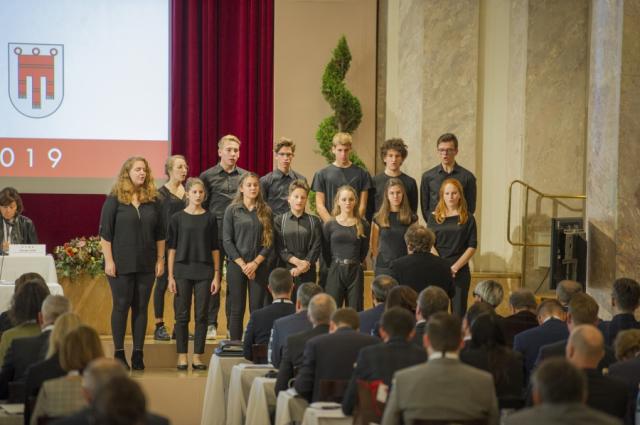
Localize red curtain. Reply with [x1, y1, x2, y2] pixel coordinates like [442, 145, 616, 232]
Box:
[171, 0, 274, 176]
[21, 0, 274, 251]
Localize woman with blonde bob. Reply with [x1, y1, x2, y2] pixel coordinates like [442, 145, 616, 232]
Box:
[223, 172, 274, 340]
[323, 185, 370, 310]
[427, 178, 477, 316]
[30, 325, 104, 425]
[370, 178, 417, 276]
[99, 156, 165, 370]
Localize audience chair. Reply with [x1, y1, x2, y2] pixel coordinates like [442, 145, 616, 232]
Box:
[354, 380, 386, 425]
[412, 419, 488, 425]
[252, 344, 268, 365]
[37, 416, 61, 425]
[7, 381, 25, 403]
[318, 379, 349, 403]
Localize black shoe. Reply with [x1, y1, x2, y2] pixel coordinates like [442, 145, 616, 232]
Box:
[154, 324, 170, 341]
[192, 363, 207, 371]
[114, 350, 130, 371]
[177, 363, 189, 371]
[131, 350, 145, 371]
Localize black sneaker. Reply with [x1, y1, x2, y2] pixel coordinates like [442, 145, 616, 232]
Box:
[154, 324, 170, 341]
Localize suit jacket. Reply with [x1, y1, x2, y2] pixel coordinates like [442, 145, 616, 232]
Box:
[411, 321, 426, 347]
[269, 310, 311, 368]
[513, 318, 568, 377]
[294, 327, 379, 402]
[535, 338, 616, 372]
[358, 303, 384, 336]
[502, 310, 538, 347]
[51, 407, 170, 425]
[0, 329, 50, 399]
[599, 314, 640, 347]
[504, 403, 622, 425]
[0, 322, 41, 365]
[459, 346, 524, 406]
[584, 368, 629, 420]
[609, 357, 640, 424]
[30, 375, 87, 425]
[381, 357, 499, 425]
[275, 324, 330, 394]
[389, 253, 454, 297]
[24, 353, 66, 425]
[342, 337, 426, 415]
[243, 299, 295, 361]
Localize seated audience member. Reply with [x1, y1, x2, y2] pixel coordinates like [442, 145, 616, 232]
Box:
[385, 286, 417, 316]
[513, 299, 568, 378]
[24, 313, 82, 425]
[566, 325, 628, 420]
[342, 307, 426, 415]
[294, 307, 379, 402]
[243, 268, 296, 362]
[0, 273, 46, 335]
[536, 293, 616, 371]
[0, 295, 70, 399]
[389, 225, 453, 297]
[502, 289, 538, 347]
[461, 301, 494, 351]
[556, 280, 583, 310]
[51, 358, 169, 425]
[609, 329, 640, 424]
[381, 313, 499, 425]
[0, 280, 50, 363]
[460, 313, 524, 408]
[472, 280, 504, 313]
[504, 358, 622, 425]
[92, 376, 165, 425]
[359, 275, 397, 335]
[275, 294, 337, 394]
[599, 278, 640, 346]
[413, 286, 449, 346]
[30, 325, 104, 425]
[269, 283, 322, 368]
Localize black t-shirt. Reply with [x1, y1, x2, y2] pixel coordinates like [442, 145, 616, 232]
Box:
[311, 164, 371, 214]
[427, 214, 477, 265]
[157, 186, 186, 231]
[99, 196, 165, 274]
[372, 172, 418, 214]
[322, 219, 370, 263]
[167, 211, 218, 280]
[374, 212, 417, 270]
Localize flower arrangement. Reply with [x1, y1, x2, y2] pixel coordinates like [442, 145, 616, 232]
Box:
[54, 236, 104, 278]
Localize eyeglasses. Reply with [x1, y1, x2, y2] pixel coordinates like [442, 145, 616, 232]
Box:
[438, 148, 457, 155]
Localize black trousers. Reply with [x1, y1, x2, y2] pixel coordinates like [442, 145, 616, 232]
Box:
[174, 278, 210, 354]
[107, 272, 155, 350]
[326, 262, 364, 311]
[226, 261, 270, 340]
[207, 239, 224, 327]
[290, 267, 317, 304]
[452, 266, 471, 318]
[153, 253, 170, 319]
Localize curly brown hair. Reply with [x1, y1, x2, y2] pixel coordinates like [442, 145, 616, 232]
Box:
[110, 157, 157, 204]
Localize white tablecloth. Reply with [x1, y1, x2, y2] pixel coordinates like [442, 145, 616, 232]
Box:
[0, 255, 58, 283]
[245, 376, 276, 425]
[275, 389, 309, 425]
[226, 363, 276, 425]
[200, 355, 250, 425]
[0, 283, 63, 312]
[301, 403, 351, 425]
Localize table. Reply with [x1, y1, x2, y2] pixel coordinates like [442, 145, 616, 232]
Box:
[0, 403, 23, 425]
[226, 363, 276, 425]
[200, 354, 250, 425]
[0, 255, 58, 283]
[301, 402, 351, 425]
[274, 389, 309, 425]
[245, 376, 276, 425]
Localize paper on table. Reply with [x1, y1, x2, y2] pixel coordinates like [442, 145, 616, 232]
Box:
[1, 404, 25, 414]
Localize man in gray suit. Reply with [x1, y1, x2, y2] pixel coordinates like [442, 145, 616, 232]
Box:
[381, 313, 499, 425]
[505, 357, 621, 425]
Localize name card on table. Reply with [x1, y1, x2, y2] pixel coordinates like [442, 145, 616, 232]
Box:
[8, 244, 46, 256]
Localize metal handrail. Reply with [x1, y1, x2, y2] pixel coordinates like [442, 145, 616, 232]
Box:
[507, 179, 586, 286]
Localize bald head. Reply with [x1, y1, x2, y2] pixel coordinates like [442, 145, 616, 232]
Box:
[82, 358, 128, 399]
[566, 325, 605, 369]
[307, 293, 337, 326]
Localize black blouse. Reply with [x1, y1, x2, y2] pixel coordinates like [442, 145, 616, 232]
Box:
[167, 211, 218, 280]
[223, 203, 273, 262]
[322, 219, 370, 263]
[374, 212, 417, 269]
[274, 211, 322, 267]
[0, 215, 38, 255]
[99, 196, 165, 274]
[157, 185, 186, 231]
[427, 214, 477, 265]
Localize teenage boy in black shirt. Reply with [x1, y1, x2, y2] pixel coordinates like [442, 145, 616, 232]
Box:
[260, 138, 307, 216]
[372, 138, 418, 214]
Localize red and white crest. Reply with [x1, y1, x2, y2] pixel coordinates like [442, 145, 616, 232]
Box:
[8, 43, 64, 118]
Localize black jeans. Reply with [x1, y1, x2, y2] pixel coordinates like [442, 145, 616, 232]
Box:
[452, 266, 471, 318]
[226, 261, 270, 340]
[107, 272, 155, 350]
[326, 262, 364, 311]
[153, 253, 170, 319]
[290, 267, 317, 304]
[174, 278, 210, 354]
[207, 239, 224, 327]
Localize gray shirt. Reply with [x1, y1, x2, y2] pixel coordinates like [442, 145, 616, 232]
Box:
[274, 211, 322, 266]
[260, 169, 307, 215]
[222, 203, 273, 262]
[199, 163, 247, 233]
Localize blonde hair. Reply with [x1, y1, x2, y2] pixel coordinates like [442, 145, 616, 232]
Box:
[331, 185, 365, 238]
[332, 132, 353, 148]
[218, 134, 241, 149]
[110, 157, 158, 204]
[59, 325, 104, 372]
[374, 178, 414, 228]
[433, 178, 469, 225]
[184, 177, 206, 206]
[231, 173, 273, 248]
[47, 312, 82, 358]
[164, 155, 187, 179]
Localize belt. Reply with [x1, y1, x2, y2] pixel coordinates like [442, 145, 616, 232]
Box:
[333, 258, 359, 265]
